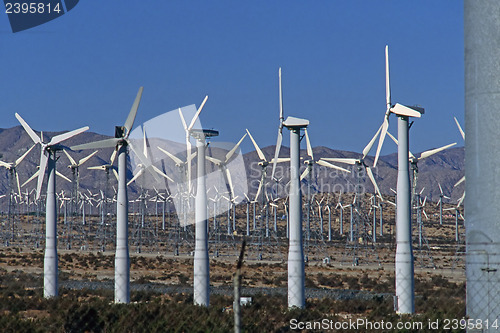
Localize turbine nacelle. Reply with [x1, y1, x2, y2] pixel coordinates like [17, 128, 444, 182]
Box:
[283, 116, 309, 129]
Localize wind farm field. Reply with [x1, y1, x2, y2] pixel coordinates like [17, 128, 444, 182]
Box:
[0, 193, 466, 332]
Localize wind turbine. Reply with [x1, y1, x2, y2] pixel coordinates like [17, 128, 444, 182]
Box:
[190, 127, 219, 307]
[320, 126, 383, 201]
[71, 87, 145, 304]
[246, 128, 289, 203]
[0, 144, 36, 239]
[127, 127, 173, 186]
[301, 128, 350, 240]
[0, 144, 35, 197]
[63, 149, 98, 216]
[373, 45, 424, 315]
[373, 45, 425, 168]
[15, 112, 89, 298]
[335, 191, 346, 235]
[205, 133, 247, 201]
[87, 150, 119, 181]
[436, 183, 450, 225]
[386, 130, 456, 207]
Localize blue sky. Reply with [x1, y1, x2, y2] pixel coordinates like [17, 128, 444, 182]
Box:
[0, 1, 464, 156]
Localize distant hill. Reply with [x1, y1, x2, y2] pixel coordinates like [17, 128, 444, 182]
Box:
[0, 126, 464, 210]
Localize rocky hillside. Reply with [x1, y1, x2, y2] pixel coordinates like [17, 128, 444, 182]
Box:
[0, 126, 464, 209]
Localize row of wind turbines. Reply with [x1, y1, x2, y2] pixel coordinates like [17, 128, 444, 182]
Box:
[0, 45, 465, 314]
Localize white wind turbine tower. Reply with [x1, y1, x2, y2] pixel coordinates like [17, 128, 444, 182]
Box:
[372, 45, 424, 314]
[71, 87, 147, 304]
[283, 116, 309, 309]
[301, 128, 350, 240]
[190, 127, 219, 307]
[15, 113, 89, 298]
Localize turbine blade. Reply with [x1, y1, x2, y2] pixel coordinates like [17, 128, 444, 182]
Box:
[279, 67, 284, 122]
[305, 128, 314, 160]
[246, 129, 266, 161]
[157, 146, 184, 166]
[386, 200, 396, 207]
[373, 118, 389, 168]
[188, 95, 208, 131]
[127, 168, 144, 186]
[15, 144, 36, 166]
[152, 165, 173, 182]
[457, 191, 465, 208]
[124, 87, 144, 138]
[56, 171, 72, 183]
[178, 107, 188, 130]
[419, 143, 456, 160]
[387, 131, 418, 159]
[36, 151, 49, 200]
[225, 133, 247, 162]
[254, 180, 263, 202]
[129, 140, 161, 183]
[143, 126, 148, 158]
[49, 126, 89, 146]
[387, 131, 398, 145]
[110, 149, 117, 165]
[22, 169, 39, 188]
[366, 167, 382, 199]
[15, 171, 21, 197]
[321, 157, 356, 165]
[225, 168, 235, 199]
[454, 117, 465, 140]
[15, 113, 41, 144]
[385, 45, 391, 109]
[300, 167, 309, 181]
[270, 131, 282, 180]
[71, 138, 120, 151]
[112, 168, 119, 181]
[317, 159, 351, 173]
[78, 150, 99, 166]
[87, 165, 106, 171]
[206, 156, 222, 165]
[454, 176, 465, 188]
[63, 149, 77, 166]
[362, 124, 382, 159]
[438, 183, 444, 195]
[186, 140, 192, 193]
[271, 157, 290, 163]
